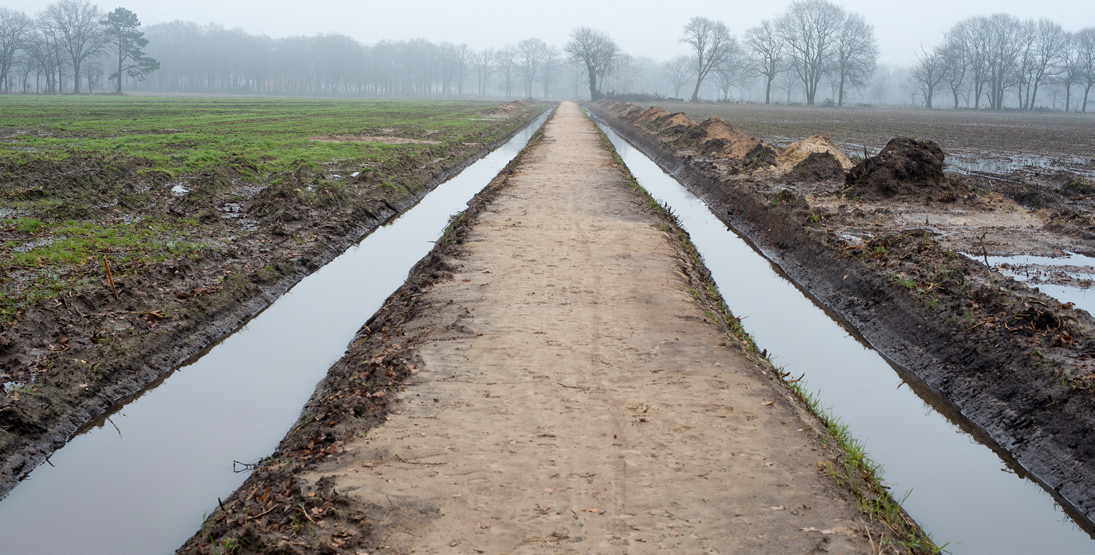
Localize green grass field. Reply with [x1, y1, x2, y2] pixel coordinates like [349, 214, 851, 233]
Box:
[0, 96, 535, 322]
[0, 96, 506, 174]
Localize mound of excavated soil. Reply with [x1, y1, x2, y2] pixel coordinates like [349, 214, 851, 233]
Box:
[684, 117, 760, 160]
[657, 112, 697, 136]
[790, 151, 847, 182]
[846, 137, 947, 198]
[777, 134, 855, 172]
[744, 142, 779, 169]
[481, 101, 525, 119]
[636, 106, 669, 124]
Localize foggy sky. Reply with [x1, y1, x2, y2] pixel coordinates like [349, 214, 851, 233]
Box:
[2, 0, 1089, 66]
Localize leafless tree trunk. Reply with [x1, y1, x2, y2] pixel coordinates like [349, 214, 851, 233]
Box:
[663, 55, 692, 98]
[564, 26, 618, 101]
[744, 19, 783, 105]
[41, 0, 104, 94]
[829, 11, 877, 106]
[1077, 28, 1095, 113]
[1026, 19, 1068, 110]
[518, 38, 548, 98]
[912, 46, 946, 109]
[680, 16, 735, 102]
[0, 7, 33, 93]
[778, 0, 844, 106]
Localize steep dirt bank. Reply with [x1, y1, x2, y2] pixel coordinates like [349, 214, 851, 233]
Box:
[0, 102, 547, 498]
[588, 101, 1095, 529]
[179, 102, 926, 554]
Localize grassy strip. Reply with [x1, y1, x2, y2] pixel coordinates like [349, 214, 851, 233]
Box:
[588, 112, 944, 554]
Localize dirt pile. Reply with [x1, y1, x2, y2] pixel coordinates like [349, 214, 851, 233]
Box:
[481, 101, 526, 118]
[657, 112, 697, 136]
[791, 152, 847, 182]
[846, 137, 948, 198]
[778, 134, 855, 172]
[636, 106, 670, 124]
[683, 117, 760, 160]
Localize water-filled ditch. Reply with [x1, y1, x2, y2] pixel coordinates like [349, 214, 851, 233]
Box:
[592, 115, 1095, 554]
[0, 111, 550, 555]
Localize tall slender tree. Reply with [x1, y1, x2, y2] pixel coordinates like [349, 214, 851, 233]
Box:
[1077, 27, 1095, 113]
[101, 7, 158, 94]
[564, 26, 618, 101]
[41, 0, 104, 93]
[778, 0, 845, 105]
[829, 12, 877, 106]
[517, 38, 548, 98]
[680, 16, 735, 102]
[744, 19, 783, 104]
[663, 55, 692, 98]
[0, 7, 33, 93]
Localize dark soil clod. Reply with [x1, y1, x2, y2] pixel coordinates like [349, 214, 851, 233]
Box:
[847, 137, 946, 198]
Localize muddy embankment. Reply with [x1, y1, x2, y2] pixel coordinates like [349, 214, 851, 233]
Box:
[587, 101, 1095, 528]
[0, 102, 548, 498]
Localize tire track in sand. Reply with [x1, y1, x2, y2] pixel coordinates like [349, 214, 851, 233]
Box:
[302, 102, 888, 553]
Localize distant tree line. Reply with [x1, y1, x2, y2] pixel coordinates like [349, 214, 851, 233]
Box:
[0, 0, 1092, 111]
[0, 0, 157, 94]
[910, 15, 1095, 112]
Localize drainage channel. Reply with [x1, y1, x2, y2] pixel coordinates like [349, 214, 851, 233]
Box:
[593, 116, 1095, 554]
[0, 111, 550, 555]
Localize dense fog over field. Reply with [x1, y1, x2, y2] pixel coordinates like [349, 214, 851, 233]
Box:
[0, 0, 1092, 110]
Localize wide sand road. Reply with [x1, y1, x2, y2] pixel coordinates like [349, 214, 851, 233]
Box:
[304, 102, 885, 553]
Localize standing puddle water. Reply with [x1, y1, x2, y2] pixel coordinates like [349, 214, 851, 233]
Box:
[0, 112, 549, 555]
[966, 252, 1095, 316]
[593, 116, 1095, 554]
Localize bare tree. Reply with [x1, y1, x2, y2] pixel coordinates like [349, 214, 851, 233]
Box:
[940, 33, 968, 109]
[472, 47, 494, 97]
[663, 55, 692, 98]
[679, 16, 735, 102]
[541, 46, 559, 98]
[984, 14, 1026, 109]
[517, 38, 548, 98]
[1061, 33, 1082, 112]
[744, 19, 783, 104]
[101, 7, 158, 94]
[829, 11, 877, 106]
[0, 7, 33, 93]
[564, 26, 618, 101]
[610, 53, 643, 93]
[1078, 28, 1095, 113]
[1026, 19, 1068, 110]
[495, 46, 518, 98]
[711, 44, 743, 102]
[911, 45, 946, 109]
[951, 17, 990, 108]
[438, 42, 469, 95]
[41, 0, 104, 93]
[778, 0, 845, 105]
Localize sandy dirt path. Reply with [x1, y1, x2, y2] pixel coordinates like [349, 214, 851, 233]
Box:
[303, 102, 887, 553]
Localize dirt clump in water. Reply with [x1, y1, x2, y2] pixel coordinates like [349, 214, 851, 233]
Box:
[846, 137, 949, 199]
